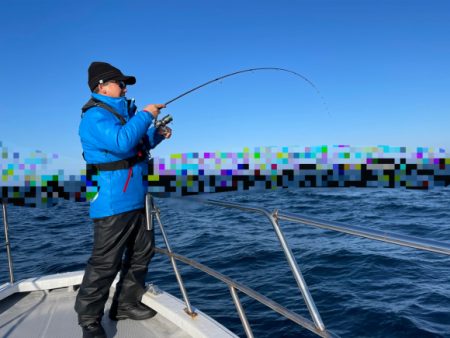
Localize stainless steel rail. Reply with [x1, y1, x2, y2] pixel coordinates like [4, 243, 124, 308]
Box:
[229, 285, 254, 338]
[200, 198, 450, 256]
[146, 194, 197, 317]
[158, 197, 449, 338]
[155, 247, 337, 338]
[200, 199, 326, 331]
[2, 201, 14, 284]
[276, 211, 450, 256]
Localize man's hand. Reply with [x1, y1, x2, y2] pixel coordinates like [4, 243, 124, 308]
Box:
[143, 104, 166, 118]
[158, 126, 172, 139]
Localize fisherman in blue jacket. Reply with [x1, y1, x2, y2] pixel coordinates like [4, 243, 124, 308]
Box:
[75, 62, 171, 338]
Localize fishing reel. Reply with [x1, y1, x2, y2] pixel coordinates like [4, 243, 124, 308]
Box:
[155, 114, 173, 134]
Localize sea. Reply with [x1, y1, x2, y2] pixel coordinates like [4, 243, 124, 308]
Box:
[1, 188, 449, 338]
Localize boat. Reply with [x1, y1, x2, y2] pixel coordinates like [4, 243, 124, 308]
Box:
[1, 194, 449, 337]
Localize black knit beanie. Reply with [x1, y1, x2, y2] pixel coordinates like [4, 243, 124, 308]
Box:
[88, 61, 136, 91]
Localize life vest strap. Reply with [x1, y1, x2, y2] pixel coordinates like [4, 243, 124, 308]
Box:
[88, 152, 147, 172]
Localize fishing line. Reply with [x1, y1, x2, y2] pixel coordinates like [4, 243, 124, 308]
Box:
[163, 67, 330, 115]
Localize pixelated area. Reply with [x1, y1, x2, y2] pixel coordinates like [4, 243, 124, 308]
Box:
[0, 141, 449, 207]
[0, 141, 88, 207]
[147, 145, 450, 195]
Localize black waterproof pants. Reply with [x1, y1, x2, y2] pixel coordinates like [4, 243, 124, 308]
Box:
[74, 208, 155, 325]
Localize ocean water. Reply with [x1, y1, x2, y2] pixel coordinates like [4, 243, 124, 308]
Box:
[1, 188, 449, 337]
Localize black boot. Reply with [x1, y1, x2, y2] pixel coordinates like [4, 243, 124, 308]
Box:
[109, 301, 157, 321]
[81, 321, 106, 338]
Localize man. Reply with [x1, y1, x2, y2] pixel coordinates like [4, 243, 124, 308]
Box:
[75, 61, 171, 338]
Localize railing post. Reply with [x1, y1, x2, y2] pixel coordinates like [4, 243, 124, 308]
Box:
[269, 209, 325, 332]
[229, 286, 254, 338]
[2, 201, 14, 284]
[146, 194, 197, 317]
[201, 198, 327, 332]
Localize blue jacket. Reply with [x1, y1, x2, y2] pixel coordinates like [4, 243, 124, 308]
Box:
[79, 93, 165, 219]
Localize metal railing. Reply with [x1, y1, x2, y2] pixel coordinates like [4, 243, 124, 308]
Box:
[2, 201, 14, 284]
[150, 196, 450, 338]
[2, 196, 450, 337]
[154, 247, 335, 338]
[146, 194, 197, 318]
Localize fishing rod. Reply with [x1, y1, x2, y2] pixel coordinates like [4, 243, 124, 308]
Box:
[155, 67, 329, 129]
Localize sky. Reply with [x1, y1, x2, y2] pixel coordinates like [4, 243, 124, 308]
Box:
[0, 0, 449, 171]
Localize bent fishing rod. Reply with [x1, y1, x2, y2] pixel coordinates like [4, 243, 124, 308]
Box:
[154, 67, 329, 129]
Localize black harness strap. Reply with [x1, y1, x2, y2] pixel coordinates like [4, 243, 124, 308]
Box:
[89, 155, 145, 171]
[81, 98, 127, 125]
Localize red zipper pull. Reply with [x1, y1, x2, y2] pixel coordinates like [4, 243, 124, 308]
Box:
[123, 167, 133, 192]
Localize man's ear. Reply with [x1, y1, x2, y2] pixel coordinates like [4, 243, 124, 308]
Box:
[98, 84, 107, 95]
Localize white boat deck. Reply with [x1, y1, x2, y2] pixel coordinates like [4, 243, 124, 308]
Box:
[0, 272, 237, 338]
[0, 288, 189, 338]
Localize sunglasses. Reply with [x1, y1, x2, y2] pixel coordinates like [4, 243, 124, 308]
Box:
[101, 80, 126, 89]
[113, 80, 127, 89]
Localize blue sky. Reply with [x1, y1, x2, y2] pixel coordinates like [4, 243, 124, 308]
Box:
[0, 0, 449, 171]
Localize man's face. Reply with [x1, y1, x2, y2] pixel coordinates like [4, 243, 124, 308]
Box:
[98, 80, 127, 98]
